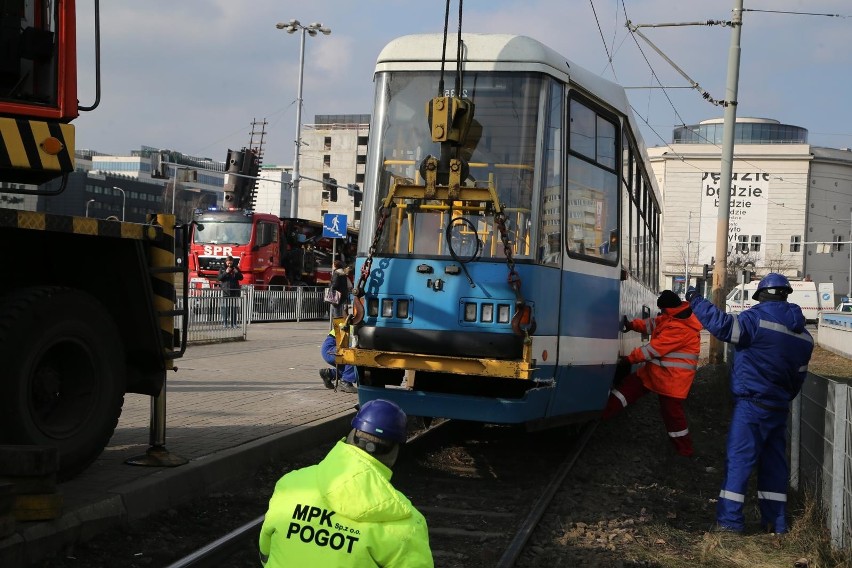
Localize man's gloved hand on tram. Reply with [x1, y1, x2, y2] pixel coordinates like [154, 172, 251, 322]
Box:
[620, 315, 632, 333]
[685, 286, 698, 302]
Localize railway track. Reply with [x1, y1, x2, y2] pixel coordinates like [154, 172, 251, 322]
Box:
[164, 419, 598, 567]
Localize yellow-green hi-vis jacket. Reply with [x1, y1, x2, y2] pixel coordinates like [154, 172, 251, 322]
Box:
[259, 440, 433, 567]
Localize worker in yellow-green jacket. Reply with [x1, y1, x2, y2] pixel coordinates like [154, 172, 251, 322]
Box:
[259, 399, 433, 567]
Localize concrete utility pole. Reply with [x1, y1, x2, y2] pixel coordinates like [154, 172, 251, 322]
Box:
[684, 211, 692, 294]
[709, 0, 744, 364]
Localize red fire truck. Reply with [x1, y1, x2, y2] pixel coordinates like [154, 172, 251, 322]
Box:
[188, 211, 357, 289]
[188, 146, 357, 289]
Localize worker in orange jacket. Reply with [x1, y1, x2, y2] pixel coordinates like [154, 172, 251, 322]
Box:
[603, 290, 702, 457]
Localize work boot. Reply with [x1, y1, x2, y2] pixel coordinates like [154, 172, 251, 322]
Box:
[319, 368, 335, 389]
[338, 381, 358, 394]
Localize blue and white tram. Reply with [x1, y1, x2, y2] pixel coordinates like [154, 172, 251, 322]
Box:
[336, 33, 662, 429]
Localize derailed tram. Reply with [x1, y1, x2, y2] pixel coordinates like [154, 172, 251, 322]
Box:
[336, 33, 662, 429]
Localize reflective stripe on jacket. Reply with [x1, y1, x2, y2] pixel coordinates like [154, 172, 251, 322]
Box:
[627, 302, 702, 399]
[628, 316, 656, 336]
[689, 296, 813, 405]
[259, 440, 433, 568]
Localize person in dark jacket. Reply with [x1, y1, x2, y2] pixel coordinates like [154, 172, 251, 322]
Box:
[328, 260, 351, 318]
[686, 273, 814, 534]
[217, 255, 243, 327]
[320, 328, 358, 393]
[605, 290, 702, 457]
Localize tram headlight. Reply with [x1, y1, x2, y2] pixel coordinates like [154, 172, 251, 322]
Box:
[464, 302, 477, 322]
[497, 304, 511, 323]
[481, 303, 493, 323]
[367, 298, 379, 317]
[397, 299, 410, 319]
[382, 299, 394, 318]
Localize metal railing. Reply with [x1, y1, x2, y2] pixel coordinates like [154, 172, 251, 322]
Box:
[175, 286, 329, 344]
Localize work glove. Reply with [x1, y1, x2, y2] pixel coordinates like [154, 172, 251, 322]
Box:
[685, 286, 698, 302]
[620, 316, 631, 333]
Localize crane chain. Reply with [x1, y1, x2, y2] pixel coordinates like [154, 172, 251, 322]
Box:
[495, 212, 534, 338]
[347, 205, 391, 326]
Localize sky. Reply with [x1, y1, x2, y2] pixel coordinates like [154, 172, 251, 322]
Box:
[73, 1, 852, 168]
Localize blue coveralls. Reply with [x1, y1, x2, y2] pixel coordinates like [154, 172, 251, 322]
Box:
[688, 295, 813, 533]
[322, 333, 357, 385]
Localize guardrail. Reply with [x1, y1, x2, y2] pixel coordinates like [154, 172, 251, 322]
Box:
[175, 286, 330, 344]
[818, 311, 852, 359]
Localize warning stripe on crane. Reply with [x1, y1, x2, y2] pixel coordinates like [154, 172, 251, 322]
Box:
[0, 209, 163, 241]
[0, 117, 74, 176]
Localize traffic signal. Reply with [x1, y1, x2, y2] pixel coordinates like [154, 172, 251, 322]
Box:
[348, 184, 361, 208]
[223, 148, 245, 207]
[327, 178, 338, 202]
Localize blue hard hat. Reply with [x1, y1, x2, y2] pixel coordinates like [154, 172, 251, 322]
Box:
[752, 272, 793, 300]
[352, 399, 408, 443]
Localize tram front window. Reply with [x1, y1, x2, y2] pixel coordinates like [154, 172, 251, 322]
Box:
[371, 71, 543, 260]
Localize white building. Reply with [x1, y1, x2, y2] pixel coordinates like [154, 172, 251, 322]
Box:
[297, 114, 369, 230]
[648, 118, 852, 300]
[253, 166, 292, 218]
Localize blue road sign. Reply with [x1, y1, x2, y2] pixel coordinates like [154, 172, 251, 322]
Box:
[323, 213, 347, 238]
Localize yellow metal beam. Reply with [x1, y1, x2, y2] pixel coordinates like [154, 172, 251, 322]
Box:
[336, 346, 535, 380]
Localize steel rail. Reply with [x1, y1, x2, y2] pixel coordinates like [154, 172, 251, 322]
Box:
[495, 420, 600, 567]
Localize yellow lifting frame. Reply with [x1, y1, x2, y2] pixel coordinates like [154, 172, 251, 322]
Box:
[334, 318, 536, 381]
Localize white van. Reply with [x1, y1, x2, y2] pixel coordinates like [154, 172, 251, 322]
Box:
[725, 281, 835, 323]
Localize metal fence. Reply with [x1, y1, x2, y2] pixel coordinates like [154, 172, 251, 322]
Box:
[788, 311, 852, 549]
[176, 285, 329, 344]
[791, 375, 852, 549]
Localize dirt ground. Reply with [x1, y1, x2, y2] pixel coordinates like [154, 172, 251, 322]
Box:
[35, 344, 852, 567]
[517, 343, 852, 568]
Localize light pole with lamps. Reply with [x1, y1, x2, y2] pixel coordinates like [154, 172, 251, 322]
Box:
[276, 19, 331, 218]
[113, 186, 126, 221]
[85, 199, 96, 218]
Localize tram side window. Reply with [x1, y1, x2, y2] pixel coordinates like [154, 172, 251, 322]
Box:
[621, 133, 634, 273]
[566, 98, 618, 264]
[538, 81, 563, 266]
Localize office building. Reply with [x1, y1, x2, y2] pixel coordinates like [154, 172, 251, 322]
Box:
[648, 117, 852, 299]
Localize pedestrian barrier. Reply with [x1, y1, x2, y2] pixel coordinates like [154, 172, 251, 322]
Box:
[817, 311, 852, 360]
[175, 285, 329, 344]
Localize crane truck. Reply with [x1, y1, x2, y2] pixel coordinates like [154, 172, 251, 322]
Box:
[0, 1, 187, 479]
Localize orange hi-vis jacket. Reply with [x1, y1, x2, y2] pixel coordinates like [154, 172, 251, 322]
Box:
[626, 302, 702, 399]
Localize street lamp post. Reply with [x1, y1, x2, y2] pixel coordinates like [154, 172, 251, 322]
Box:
[276, 19, 331, 218]
[85, 199, 96, 218]
[113, 186, 126, 221]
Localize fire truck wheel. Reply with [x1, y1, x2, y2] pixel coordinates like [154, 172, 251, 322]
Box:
[0, 287, 125, 480]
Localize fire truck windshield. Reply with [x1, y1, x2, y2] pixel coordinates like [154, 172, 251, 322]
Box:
[194, 221, 252, 245]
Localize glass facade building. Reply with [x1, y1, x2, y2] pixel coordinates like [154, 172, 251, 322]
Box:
[673, 118, 808, 145]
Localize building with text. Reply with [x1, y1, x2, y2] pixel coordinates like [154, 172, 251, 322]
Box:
[648, 118, 852, 301]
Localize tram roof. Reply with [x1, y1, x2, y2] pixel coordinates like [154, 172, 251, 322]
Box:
[376, 34, 632, 120]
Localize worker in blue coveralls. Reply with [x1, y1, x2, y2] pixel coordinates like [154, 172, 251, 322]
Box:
[319, 329, 358, 394]
[686, 273, 814, 534]
[259, 399, 433, 567]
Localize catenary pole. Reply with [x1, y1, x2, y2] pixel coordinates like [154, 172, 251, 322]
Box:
[709, 0, 744, 364]
[684, 211, 691, 294]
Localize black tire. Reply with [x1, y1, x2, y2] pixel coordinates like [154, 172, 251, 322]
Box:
[0, 287, 126, 480]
